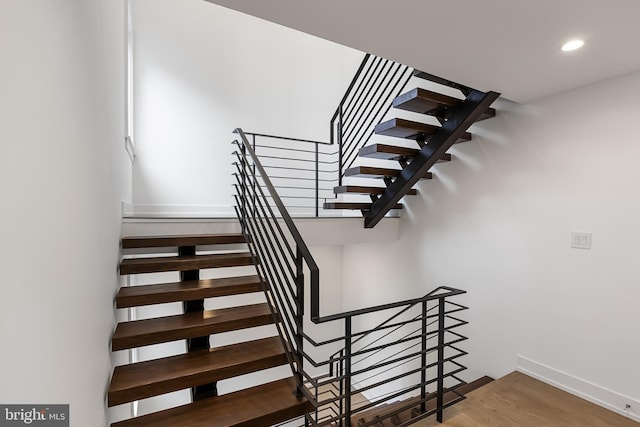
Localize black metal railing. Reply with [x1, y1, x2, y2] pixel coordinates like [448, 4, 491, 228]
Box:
[242, 132, 337, 217]
[330, 54, 414, 183]
[232, 128, 469, 426]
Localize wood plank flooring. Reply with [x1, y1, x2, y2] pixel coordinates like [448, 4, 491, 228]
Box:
[415, 371, 638, 427]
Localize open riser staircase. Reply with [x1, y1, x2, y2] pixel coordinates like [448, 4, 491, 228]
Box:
[325, 69, 500, 228]
[109, 234, 312, 426]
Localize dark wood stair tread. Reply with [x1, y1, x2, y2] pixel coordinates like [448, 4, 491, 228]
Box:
[393, 87, 496, 121]
[116, 275, 262, 308]
[110, 377, 313, 427]
[111, 302, 274, 351]
[119, 252, 253, 275]
[323, 202, 402, 210]
[456, 375, 494, 393]
[354, 376, 494, 426]
[122, 233, 246, 249]
[344, 166, 432, 180]
[375, 118, 471, 142]
[334, 185, 417, 196]
[108, 336, 287, 406]
[359, 144, 452, 162]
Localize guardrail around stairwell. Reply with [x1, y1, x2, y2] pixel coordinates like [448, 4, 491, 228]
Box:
[232, 128, 470, 426]
[330, 53, 414, 184]
[241, 132, 337, 217]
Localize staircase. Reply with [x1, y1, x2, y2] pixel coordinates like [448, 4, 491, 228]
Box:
[325, 70, 499, 228]
[107, 52, 500, 425]
[109, 233, 312, 426]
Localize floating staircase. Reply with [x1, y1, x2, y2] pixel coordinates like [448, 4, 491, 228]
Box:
[325, 74, 499, 228]
[109, 233, 312, 426]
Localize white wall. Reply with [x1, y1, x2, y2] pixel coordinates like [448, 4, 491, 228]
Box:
[131, 0, 362, 215]
[340, 71, 640, 419]
[0, 1, 130, 425]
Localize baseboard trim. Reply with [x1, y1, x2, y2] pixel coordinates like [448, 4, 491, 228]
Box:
[516, 355, 640, 422]
[122, 202, 236, 218]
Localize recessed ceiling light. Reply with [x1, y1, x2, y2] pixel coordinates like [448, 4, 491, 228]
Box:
[561, 39, 585, 52]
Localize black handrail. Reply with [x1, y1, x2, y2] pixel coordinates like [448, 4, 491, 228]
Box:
[232, 128, 469, 426]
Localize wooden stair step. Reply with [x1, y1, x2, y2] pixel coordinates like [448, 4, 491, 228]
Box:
[323, 202, 402, 211]
[390, 414, 403, 425]
[108, 336, 287, 406]
[375, 118, 471, 142]
[393, 87, 496, 121]
[110, 377, 313, 427]
[354, 376, 494, 426]
[115, 275, 262, 308]
[344, 166, 432, 180]
[111, 302, 274, 351]
[334, 186, 417, 196]
[119, 252, 253, 275]
[122, 233, 246, 249]
[359, 144, 452, 162]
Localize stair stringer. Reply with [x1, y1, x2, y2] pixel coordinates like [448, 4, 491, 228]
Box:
[364, 90, 501, 228]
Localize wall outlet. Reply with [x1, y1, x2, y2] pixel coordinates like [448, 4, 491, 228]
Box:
[571, 232, 592, 249]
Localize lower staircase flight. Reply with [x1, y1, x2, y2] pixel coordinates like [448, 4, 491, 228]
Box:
[109, 233, 312, 426]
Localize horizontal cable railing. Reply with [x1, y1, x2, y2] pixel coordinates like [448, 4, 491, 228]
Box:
[242, 132, 338, 216]
[232, 128, 469, 426]
[330, 54, 414, 183]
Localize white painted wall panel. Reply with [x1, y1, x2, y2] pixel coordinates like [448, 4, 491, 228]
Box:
[131, 0, 362, 214]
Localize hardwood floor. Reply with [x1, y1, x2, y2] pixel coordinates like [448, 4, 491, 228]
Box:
[416, 372, 638, 427]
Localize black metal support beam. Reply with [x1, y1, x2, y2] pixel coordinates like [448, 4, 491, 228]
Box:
[363, 90, 500, 228]
[295, 246, 305, 397]
[179, 245, 218, 401]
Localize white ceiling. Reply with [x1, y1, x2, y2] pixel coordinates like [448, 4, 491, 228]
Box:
[205, 0, 640, 102]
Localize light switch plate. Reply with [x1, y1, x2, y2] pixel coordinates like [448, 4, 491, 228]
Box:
[571, 232, 592, 249]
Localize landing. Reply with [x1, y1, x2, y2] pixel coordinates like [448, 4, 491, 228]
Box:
[416, 371, 638, 427]
[122, 217, 400, 246]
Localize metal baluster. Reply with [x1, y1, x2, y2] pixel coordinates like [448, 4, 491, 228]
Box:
[437, 297, 446, 422]
[345, 317, 352, 425]
[421, 300, 428, 414]
[338, 105, 344, 185]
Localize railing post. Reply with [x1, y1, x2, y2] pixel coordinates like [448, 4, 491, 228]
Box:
[240, 142, 247, 230]
[421, 300, 427, 414]
[437, 297, 446, 422]
[338, 105, 344, 186]
[251, 134, 257, 210]
[295, 246, 305, 397]
[344, 317, 352, 426]
[315, 143, 319, 217]
[338, 350, 344, 427]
